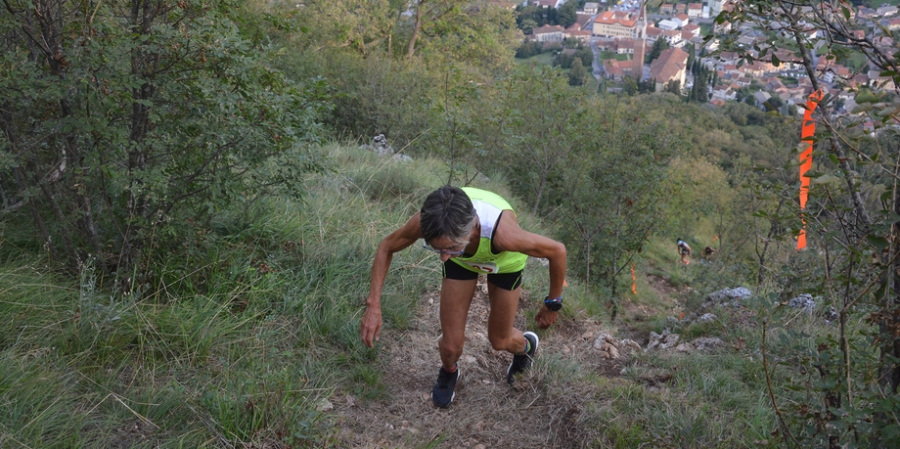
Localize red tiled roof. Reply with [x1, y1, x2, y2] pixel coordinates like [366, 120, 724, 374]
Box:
[649, 47, 689, 82]
[594, 11, 636, 27]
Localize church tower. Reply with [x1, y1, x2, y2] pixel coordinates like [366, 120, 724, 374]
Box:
[632, 1, 647, 81]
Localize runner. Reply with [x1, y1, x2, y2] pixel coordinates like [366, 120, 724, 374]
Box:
[676, 238, 692, 265]
[360, 185, 567, 408]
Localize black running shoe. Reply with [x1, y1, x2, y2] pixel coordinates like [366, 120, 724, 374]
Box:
[431, 365, 459, 408]
[507, 331, 539, 384]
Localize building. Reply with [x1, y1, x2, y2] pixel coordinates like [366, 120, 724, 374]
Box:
[682, 23, 700, 40]
[633, 2, 647, 80]
[534, 0, 563, 8]
[583, 2, 599, 14]
[649, 47, 689, 91]
[687, 3, 703, 17]
[660, 3, 674, 14]
[645, 25, 662, 44]
[532, 25, 565, 42]
[661, 29, 684, 47]
[572, 13, 594, 30]
[710, 0, 724, 16]
[674, 13, 690, 27]
[593, 11, 637, 38]
[658, 19, 680, 30]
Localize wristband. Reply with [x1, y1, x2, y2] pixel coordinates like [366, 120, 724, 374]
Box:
[544, 295, 562, 312]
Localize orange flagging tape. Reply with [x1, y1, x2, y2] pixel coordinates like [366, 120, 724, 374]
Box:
[797, 89, 824, 250]
[631, 263, 637, 295]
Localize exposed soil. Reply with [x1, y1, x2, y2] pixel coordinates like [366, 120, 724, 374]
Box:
[331, 278, 634, 449]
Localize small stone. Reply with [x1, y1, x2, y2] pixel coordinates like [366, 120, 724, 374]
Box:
[562, 345, 571, 354]
[581, 331, 593, 340]
[315, 399, 333, 412]
[428, 298, 434, 305]
[600, 342, 612, 352]
[659, 332, 680, 350]
[474, 444, 486, 449]
[482, 379, 491, 384]
[386, 424, 394, 430]
[605, 335, 616, 344]
[675, 343, 695, 352]
[600, 351, 611, 359]
[607, 345, 619, 359]
[619, 339, 642, 354]
[692, 337, 725, 352]
[462, 355, 477, 366]
[698, 313, 717, 322]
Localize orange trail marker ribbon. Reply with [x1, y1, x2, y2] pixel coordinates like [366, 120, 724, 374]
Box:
[631, 263, 637, 295]
[797, 89, 824, 250]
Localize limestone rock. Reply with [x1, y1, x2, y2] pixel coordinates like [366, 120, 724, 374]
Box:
[647, 330, 680, 350]
[788, 294, 816, 314]
[618, 339, 642, 355]
[697, 313, 717, 322]
[692, 337, 724, 352]
[706, 287, 752, 306]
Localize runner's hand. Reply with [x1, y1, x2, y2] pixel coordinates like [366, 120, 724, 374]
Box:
[535, 305, 558, 330]
[360, 306, 383, 348]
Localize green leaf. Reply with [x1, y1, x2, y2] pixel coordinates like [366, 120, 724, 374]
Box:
[812, 174, 841, 184]
[867, 235, 889, 250]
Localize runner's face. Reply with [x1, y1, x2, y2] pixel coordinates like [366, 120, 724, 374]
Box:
[425, 236, 467, 262]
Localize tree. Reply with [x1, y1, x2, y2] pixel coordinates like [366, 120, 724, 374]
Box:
[622, 76, 639, 95]
[716, 1, 900, 446]
[560, 99, 683, 318]
[0, 0, 327, 283]
[569, 58, 588, 86]
[646, 38, 670, 64]
[665, 79, 681, 95]
[558, 1, 578, 28]
[406, 0, 465, 58]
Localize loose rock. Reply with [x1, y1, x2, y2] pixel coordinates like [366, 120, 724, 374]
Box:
[788, 294, 816, 314]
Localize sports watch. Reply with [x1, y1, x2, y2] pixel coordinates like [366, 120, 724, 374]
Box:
[544, 296, 562, 312]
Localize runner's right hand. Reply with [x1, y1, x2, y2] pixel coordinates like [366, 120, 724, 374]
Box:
[360, 305, 382, 348]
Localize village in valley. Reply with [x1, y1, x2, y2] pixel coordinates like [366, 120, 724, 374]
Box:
[518, 0, 900, 117]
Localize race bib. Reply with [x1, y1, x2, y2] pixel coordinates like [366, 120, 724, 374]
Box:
[461, 261, 498, 273]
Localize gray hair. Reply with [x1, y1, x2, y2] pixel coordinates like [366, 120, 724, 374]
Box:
[420, 186, 476, 245]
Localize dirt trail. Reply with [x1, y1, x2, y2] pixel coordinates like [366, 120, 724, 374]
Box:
[331, 281, 631, 449]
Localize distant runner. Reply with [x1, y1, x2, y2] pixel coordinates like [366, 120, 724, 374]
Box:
[677, 238, 691, 265]
[360, 186, 567, 408]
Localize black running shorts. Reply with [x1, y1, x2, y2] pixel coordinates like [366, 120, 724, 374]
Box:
[443, 260, 523, 291]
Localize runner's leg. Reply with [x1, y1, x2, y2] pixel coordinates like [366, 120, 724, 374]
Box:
[438, 277, 477, 371]
[486, 283, 526, 354]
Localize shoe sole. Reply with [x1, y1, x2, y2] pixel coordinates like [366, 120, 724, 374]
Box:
[432, 368, 461, 408]
[506, 332, 540, 381]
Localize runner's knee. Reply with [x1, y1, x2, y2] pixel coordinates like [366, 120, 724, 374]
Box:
[439, 338, 465, 357]
[487, 333, 512, 351]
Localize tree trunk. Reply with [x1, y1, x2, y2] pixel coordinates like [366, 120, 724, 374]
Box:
[407, 0, 424, 58]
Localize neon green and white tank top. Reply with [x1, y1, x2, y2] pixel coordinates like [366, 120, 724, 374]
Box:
[449, 188, 528, 275]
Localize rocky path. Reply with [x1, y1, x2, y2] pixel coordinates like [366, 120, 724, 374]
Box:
[331, 282, 632, 449]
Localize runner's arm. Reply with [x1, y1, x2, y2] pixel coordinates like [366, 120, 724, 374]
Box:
[361, 213, 423, 348]
[492, 212, 566, 329]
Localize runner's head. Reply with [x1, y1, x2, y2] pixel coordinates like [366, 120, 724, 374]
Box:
[420, 186, 476, 246]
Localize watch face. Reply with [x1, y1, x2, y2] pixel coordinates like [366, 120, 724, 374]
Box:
[545, 300, 562, 312]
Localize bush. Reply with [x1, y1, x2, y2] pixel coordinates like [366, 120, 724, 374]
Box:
[515, 40, 544, 58]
